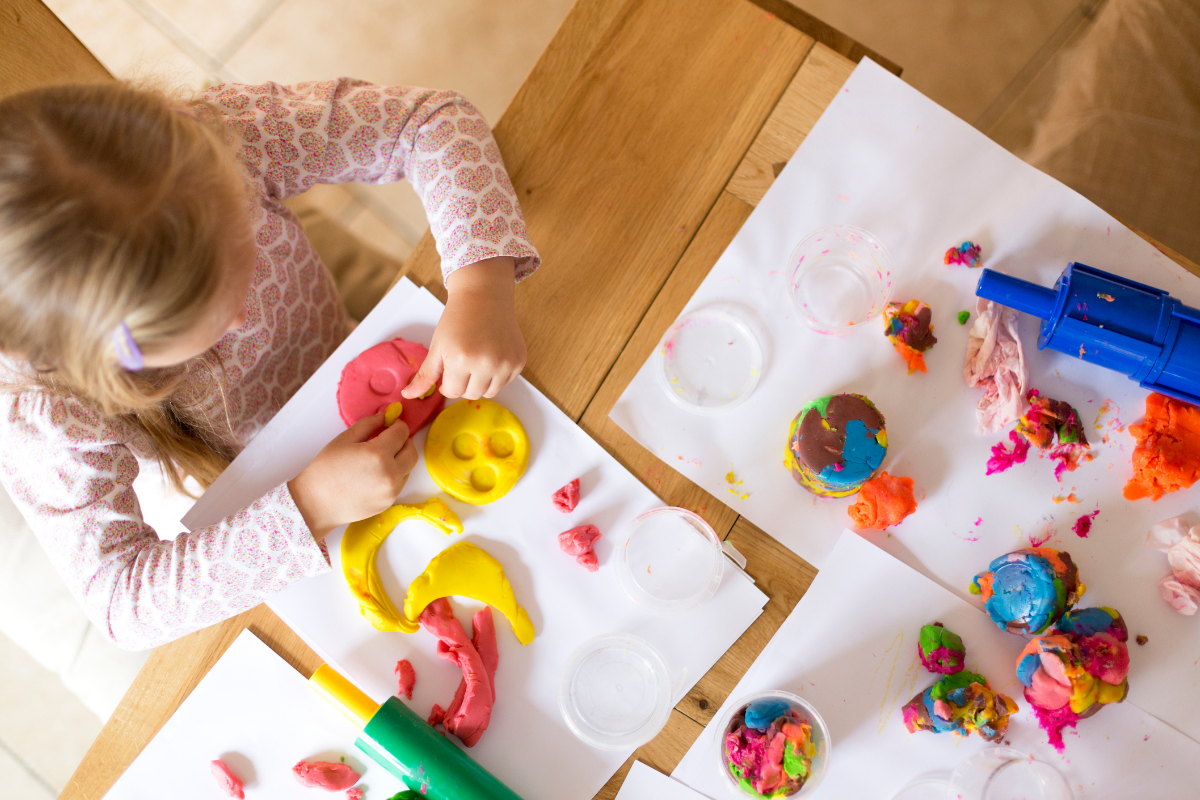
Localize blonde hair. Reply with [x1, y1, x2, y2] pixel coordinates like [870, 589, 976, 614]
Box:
[0, 82, 249, 491]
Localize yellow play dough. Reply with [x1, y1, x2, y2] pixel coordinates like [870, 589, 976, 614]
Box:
[383, 401, 404, 427]
[403, 541, 535, 645]
[423, 399, 530, 504]
[340, 498, 463, 633]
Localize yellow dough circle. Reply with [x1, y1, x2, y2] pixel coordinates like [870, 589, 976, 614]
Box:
[424, 399, 530, 504]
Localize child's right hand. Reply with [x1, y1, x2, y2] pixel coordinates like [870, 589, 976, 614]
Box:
[287, 414, 418, 540]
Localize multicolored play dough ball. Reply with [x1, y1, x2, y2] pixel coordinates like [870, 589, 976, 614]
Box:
[336, 338, 444, 433]
[785, 393, 887, 498]
[918, 623, 966, 675]
[969, 548, 1085, 634]
[722, 695, 820, 798]
[902, 671, 1017, 743]
[1016, 606, 1129, 752]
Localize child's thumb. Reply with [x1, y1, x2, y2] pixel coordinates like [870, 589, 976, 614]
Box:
[338, 413, 384, 443]
[402, 351, 443, 399]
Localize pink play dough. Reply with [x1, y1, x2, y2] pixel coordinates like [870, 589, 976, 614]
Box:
[209, 759, 245, 799]
[552, 478, 581, 512]
[419, 599, 497, 747]
[346, 789, 364, 800]
[559, 524, 601, 572]
[395, 659, 416, 700]
[336, 338, 444, 433]
[292, 760, 361, 791]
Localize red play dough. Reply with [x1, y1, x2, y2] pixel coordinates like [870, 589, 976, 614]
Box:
[292, 760, 361, 791]
[336, 338, 444, 433]
[552, 478, 581, 512]
[346, 789, 364, 800]
[395, 659, 416, 700]
[210, 760, 245, 799]
[559, 524, 602, 572]
[419, 599, 497, 747]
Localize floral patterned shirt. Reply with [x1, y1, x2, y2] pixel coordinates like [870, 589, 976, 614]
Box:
[0, 80, 539, 650]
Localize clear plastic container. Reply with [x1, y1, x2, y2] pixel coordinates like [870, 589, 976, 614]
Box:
[558, 633, 674, 751]
[617, 507, 724, 615]
[657, 307, 763, 414]
[891, 777, 952, 800]
[787, 224, 893, 336]
[714, 690, 831, 798]
[949, 747, 1072, 800]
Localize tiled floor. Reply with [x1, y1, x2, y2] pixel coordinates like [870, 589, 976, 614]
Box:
[11, 1, 1090, 796]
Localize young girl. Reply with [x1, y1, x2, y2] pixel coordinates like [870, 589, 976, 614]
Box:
[0, 78, 539, 650]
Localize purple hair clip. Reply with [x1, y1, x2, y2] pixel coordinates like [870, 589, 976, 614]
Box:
[112, 322, 144, 371]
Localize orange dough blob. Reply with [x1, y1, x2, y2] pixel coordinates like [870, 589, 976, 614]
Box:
[848, 471, 918, 530]
[1123, 393, 1200, 501]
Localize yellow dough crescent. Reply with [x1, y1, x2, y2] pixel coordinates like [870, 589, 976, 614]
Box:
[340, 498, 463, 633]
[403, 541, 535, 645]
[424, 399, 530, 504]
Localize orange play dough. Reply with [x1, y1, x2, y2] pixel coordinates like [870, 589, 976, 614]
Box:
[848, 471, 918, 529]
[1123, 393, 1200, 501]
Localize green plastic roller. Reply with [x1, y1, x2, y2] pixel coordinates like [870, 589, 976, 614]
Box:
[309, 664, 524, 800]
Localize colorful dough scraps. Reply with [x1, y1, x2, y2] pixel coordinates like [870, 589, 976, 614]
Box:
[964, 299, 1030, 434]
[1145, 516, 1200, 615]
[424, 399, 530, 504]
[902, 671, 1017, 742]
[552, 478, 581, 512]
[985, 430, 1031, 475]
[785, 393, 887, 498]
[209, 759, 245, 799]
[1123, 392, 1200, 501]
[340, 499, 464, 633]
[918, 622, 965, 675]
[292, 759, 361, 791]
[558, 524, 601, 572]
[723, 698, 817, 798]
[395, 659, 416, 700]
[1016, 607, 1129, 751]
[404, 542, 536, 645]
[883, 300, 937, 374]
[337, 338, 444, 433]
[420, 599, 498, 747]
[944, 240, 983, 268]
[847, 471, 917, 530]
[1016, 390, 1092, 480]
[969, 548, 1085, 634]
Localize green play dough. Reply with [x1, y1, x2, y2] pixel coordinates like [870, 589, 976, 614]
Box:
[929, 670, 985, 700]
[782, 741, 809, 779]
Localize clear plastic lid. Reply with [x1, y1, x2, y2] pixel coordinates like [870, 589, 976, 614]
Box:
[714, 690, 832, 798]
[657, 307, 763, 413]
[559, 633, 673, 751]
[949, 748, 1073, 800]
[617, 507, 724, 615]
[891, 778, 952, 800]
[787, 224, 893, 336]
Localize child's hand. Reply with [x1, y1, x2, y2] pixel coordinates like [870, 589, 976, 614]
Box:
[288, 414, 418, 540]
[402, 256, 526, 401]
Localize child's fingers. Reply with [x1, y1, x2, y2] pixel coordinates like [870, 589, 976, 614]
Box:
[438, 362, 470, 399]
[339, 413, 385, 443]
[463, 371, 491, 401]
[483, 375, 503, 398]
[394, 438, 418, 474]
[402, 351, 444, 399]
[373, 417, 411, 455]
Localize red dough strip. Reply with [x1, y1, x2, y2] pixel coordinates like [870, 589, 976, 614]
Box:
[292, 760, 360, 790]
[394, 659, 416, 700]
[419, 599, 496, 747]
[210, 760, 245, 799]
[336, 338, 444, 433]
[442, 607, 498, 746]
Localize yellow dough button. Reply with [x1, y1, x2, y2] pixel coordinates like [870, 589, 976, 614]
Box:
[424, 399, 529, 504]
[383, 401, 404, 427]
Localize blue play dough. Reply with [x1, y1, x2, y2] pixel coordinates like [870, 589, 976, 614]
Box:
[1055, 607, 1112, 637]
[919, 688, 958, 734]
[744, 698, 792, 730]
[816, 419, 885, 488]
[1016, 652, 1042, 687]
[979, 552, 1060, 633]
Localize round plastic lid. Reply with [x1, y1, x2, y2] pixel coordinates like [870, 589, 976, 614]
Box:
[657, 308, 763, 413]
[949, 748, 1072, 800]
[617, 507, 724, 615]
[559, 633, 673, 751]
[891, 778, 952, 800]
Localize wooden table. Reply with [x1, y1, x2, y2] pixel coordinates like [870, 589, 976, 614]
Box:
[4, 1, 1195, 798]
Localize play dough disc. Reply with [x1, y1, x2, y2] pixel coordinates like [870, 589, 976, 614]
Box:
[785, 393, 887, 497]
[336, 338, 444, 433]
[424, 399, 530, 504]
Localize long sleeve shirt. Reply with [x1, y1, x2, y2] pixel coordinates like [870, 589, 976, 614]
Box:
[0, 79, 539, 650]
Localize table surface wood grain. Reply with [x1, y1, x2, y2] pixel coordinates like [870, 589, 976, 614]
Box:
[2, 2, 1196, 799]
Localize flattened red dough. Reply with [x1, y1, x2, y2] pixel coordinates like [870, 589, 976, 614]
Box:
[337, 338, 444, 433]
[395, 659, 416, 700]
[552, 478, 581, 512]
[210, 760, 245, 799]
[292, 760, 360, 791]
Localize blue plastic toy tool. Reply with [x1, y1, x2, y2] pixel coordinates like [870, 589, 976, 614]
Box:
[975, 263, 1200, 406]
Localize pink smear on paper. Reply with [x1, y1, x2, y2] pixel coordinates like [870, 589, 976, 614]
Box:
[986, 430, 1031, 475]
[1029, 525, 1055, 548]
[395, 659, 416, 700]
[1072, 510, 1100, 538]
[974, 517, 983, 526]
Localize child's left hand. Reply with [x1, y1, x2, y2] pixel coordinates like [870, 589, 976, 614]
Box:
[402, 256, 527, 401]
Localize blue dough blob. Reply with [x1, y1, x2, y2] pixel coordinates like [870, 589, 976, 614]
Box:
[919, 688, 959, 734]
[1055, 607, 1114, 637]
[743, 698, 792, 730]
[816, 419, 886, 488]
[978, 551, 1060, 633]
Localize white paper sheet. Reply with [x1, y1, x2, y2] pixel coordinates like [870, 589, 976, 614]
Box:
[616, 761, 711, 800]
[609, 59, 1200, 743]
[185, 278, 768, 800]
[107, 630, 410, 799]
[671, 531, 1200, 800]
